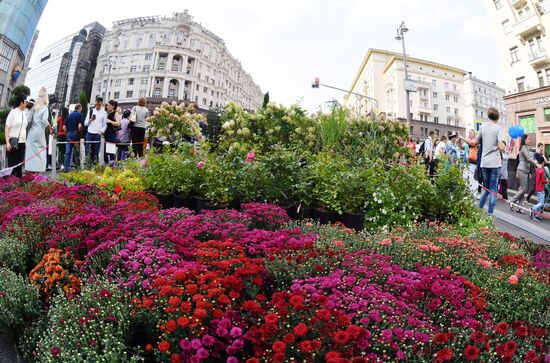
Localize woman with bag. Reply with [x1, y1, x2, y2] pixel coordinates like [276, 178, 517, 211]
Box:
[104, 100, 121, 164]
[130, 97, 148, 158]
[4, 94, 28, 177]
[509, 134, 536, 213]
[465, 130, 479, 196]
[25, 87, 50, 174]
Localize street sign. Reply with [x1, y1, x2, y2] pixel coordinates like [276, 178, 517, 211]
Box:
[404, 79, 417, 92]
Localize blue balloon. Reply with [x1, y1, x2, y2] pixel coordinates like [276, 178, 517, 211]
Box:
[509, 126, 518, 139]
[516, 125, 525, 138]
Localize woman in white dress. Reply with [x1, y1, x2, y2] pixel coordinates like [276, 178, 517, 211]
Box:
[25, 87, 50, 173]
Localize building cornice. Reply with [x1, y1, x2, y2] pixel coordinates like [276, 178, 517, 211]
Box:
[382, 55, 465, 76]
[503, 86, 550, 100]
[345, 48, 396, 102]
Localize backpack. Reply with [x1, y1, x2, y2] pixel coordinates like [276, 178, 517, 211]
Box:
[418, 140, 426, 156]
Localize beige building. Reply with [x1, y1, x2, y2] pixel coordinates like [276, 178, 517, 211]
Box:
[483, 0, 550, 152]
[93, 10, 263, 112]
[345, 49, 505, 141]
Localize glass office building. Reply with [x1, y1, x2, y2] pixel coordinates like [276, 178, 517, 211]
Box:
[0, 0, 48, 57]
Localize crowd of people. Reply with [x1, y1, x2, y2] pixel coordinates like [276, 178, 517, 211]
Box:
[417, 107, 550, 220]
[4, 93, 150, 175]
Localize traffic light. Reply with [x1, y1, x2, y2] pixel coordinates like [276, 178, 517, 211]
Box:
[311, 78, 320, 88]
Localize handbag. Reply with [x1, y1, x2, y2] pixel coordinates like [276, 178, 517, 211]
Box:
[8, 114, 23, 150]
[129, 107, 137, 122]
[468, 146, 478, 163]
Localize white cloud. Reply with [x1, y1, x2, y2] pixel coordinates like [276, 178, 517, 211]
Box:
[459, 15, 494, 39]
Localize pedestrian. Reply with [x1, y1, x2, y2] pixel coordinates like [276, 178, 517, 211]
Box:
[57, 107, 68, 168]
[24, 87, 50, 174]
[24, 98, 34, 122]
[433, 134, 447, 174]
[525, 143, 548, 202]
[130, 97, 148, 158]
[4, 94, 28, 177]
[64, 104, 84, 172]
[117, 109, 132, 160]
[104, 100, 121, 164]
[463, 129, 478, 196]
[499, 141, 509, 200]
[423, 130, 435, 177]
[461, 107, 505, 215]
[509, 134, 536, 213]
[445, 132, 460, 164]
[530, 155, 548, 222]
[84, 97, 107, 165]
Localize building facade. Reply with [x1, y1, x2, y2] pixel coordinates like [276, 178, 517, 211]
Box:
[26, 22, 106, 106]
[92, 10, 263, 112]
[483, 0, 550, 151]
[463, 73, 508, 131]
[345, 49, 505, 141]
[0, 0, 48, 107]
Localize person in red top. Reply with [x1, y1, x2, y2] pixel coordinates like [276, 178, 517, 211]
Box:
[530, 155, 549, 221]
[57, 107, 68, 168]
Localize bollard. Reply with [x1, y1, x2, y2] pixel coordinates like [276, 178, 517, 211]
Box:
[51, 137, 57, 178]
[99, 136, 106, 166]
[80, 139, 85, 169]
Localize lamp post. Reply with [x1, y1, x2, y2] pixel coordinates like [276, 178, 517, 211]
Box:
[395, 21, 412, 123]
[104, 57, 113, 100]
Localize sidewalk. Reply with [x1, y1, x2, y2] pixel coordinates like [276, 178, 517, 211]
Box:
[486, 194, 550, 245]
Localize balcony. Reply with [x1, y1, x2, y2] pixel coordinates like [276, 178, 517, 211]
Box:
[510, 0, 527, 9]
[515, 13, 545, 40]
[528, 48, 550, 66]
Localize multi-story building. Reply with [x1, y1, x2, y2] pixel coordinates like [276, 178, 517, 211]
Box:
[483, 0, 550, 152]
[26, 22, 106, 106]
[0, 0, 48, 107]
[345, 49, 505, 141]
[463, 73, 508, 131]
[93, 10, 263, 112]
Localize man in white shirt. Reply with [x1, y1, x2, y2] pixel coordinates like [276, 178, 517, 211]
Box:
[84, 97, 107, 164]
[424, 130, 435, 177]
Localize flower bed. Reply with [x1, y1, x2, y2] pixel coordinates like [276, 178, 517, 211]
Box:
[0, 176, 548, 362]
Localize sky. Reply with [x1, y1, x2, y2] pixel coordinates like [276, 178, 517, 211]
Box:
[31, 0, 502, 112]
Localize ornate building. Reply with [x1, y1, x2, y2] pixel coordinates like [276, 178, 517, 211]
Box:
[93, 10, 263, 111]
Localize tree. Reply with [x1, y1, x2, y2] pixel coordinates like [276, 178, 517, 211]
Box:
[79, 91, 88, 118]
[8, 85, 31, 108]
[262, 92, 270, 109]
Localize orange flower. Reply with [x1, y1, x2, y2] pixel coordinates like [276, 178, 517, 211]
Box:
[508, 275, 519, 285]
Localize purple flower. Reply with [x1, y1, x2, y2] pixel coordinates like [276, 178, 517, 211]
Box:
[230, 327, 242, 338]
[190, 338, 202, 350]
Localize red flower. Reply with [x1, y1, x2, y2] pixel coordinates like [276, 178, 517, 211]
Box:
[145, 344, 153, 351]
[272, 352, 285, 363]
[316, 308, 331, 322]
[50, 346, 60, 357]
[113, 185, 122, 194]
[334, 330, 350, 345]
[434, 348, 453, 362]
[164, 320, 177, 333]
[470, 331, 487, 344]
[464, 345, 480, 361]
[158, 340, 170, 353]
[264, 313, 279, 325]
[246, 359, 260, 363]
[299, 340, 312, 354]
[516, 325, 529, 338]
[272, 341, 286, 352]
[326, 351, 341, 360]
[283, 333, 295, 344]
[293, 323, 308, 337]
[505, 340, 518, 356]
[495, 322, 510, 336]
[289, 294, 304, 308]
[433, 333, 450, 344]
[524, 350, 539, 363]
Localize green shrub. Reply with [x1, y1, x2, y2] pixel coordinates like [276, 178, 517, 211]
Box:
[0, 268, 40, 338]
[0, 236, 30, 274]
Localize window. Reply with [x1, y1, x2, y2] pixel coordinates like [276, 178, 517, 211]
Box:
[447, 118, 452, 125]
[132, 54, 139, 62]
[153, 90, 161, 98]
[115, 79, 122, 86]
[481, 111, 484, 118]
[502, 19, 512, 34]
[434, 117, 439, 124]
[494, 0, 502, 9]
[433, 91, 438, 98]
[544, 108, 550, 122]
[453, 96, 458, 103]
[130, 66, 137, 73]
[432, 80, 437, 87]
[202, 98, 207, 105]
[140, 77, 148, 85]
[145, 53, 153, 60]
[517, 77, 525, 92]
[196, 84, 200, 91]
[445, 95, 450, 101]
[444, 82, 449, 90]
[114, 92, 120, 99]
[143, 65, 150, 73]
[475, 110, 478, 117]
[538, 71, 545, 87]
[140, 90, 147, 97]
[546, 68, 550, 85]
[453, 84, 457, 91]
[446, 106, 451, 113]
[128, 78, 135, 86]
[203, 87, 208, 93]
[126, 91, 133, 98]
[434, 104, 439, 111]
[454, 108, 459, 116]
[510, 47, 519, 63]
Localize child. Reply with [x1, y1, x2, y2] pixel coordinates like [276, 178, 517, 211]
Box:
[530, 155, 549, 222]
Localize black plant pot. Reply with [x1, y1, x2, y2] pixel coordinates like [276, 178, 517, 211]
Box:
[313, 208, 339, 225]
[173, 193, 195, 210]
[155, 192, 174, 210]
[342, 212, 365, 231]
[229, 199, 241, 211]
[195, 197, 229, 213]
[283, 205, 297, 220]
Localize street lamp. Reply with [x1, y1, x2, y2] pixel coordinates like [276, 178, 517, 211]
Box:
[104, 57, 114, 100]
[395, 21, 412, 123]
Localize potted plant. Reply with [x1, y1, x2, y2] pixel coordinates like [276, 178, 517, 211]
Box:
[142, 153, 178, 209]
[172, 150, 200, 210]
[339, 167, 368, 231]
[196, 155, 235, 212]
[311, 152, 346, 224]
